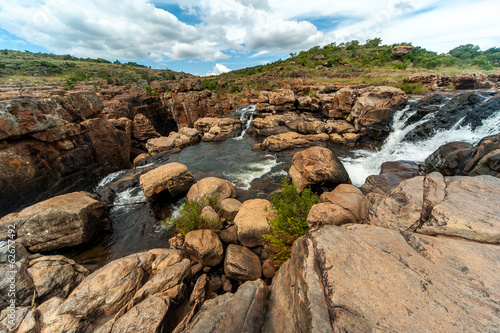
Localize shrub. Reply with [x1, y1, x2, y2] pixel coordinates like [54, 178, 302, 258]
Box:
[395, 82, 428, 94]
[263, 179, 319, 268]
[203, 79, 219, 91]
[163, 196, 223, 236]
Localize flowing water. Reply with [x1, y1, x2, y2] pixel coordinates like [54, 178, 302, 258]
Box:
[68, 98, 500, 267]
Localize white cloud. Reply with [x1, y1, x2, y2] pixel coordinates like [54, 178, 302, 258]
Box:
[207, 63, 231, 76]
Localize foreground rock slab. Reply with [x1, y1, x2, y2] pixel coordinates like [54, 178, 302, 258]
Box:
[0, 191, 106, 251]
[264, 224, 500, 332]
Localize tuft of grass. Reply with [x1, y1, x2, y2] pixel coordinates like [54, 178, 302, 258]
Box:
[263, 179, 319, 269]
[163, 196, 223, 236]
[394, 82, 429, 94]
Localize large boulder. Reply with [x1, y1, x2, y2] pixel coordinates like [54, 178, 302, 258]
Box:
[457, 133, 500, 177]
[257, 132, 329, 152]
[264, 224, 500, 332]
[256, 89, 295, 112]
[194, 117, 241, 141]
[453, 72, 495, 90]
[140, 163, 195, 202]
[0, 243, 34, 309]
[132, 113, 160, 141]
[224, 244, 262, 281]
[233, 199, 273, 247]
[176, 279, 268, 332]
[288, 146, 350, 192]
[184, 230, 224, 267]
[361, 160, 423, 197]
[425, 141, 473, 175]
[369, 173, 500, 244]
[0, 191, 107, 252]
[186, 177, 237, 203]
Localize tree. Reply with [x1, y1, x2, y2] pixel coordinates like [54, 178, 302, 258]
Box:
[449, 44, 481, 59]
[365, 38, 382, 48]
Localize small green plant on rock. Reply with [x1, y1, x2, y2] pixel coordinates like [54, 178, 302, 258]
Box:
[263, 179, 319, 269]
[163, 196, 223, 236]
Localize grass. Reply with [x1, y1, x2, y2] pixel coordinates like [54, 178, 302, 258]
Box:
[394, 82, 429, 94]
[163, 196, 223, 236]
[263, 179, 319, 269]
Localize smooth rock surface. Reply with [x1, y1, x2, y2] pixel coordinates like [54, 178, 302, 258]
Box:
[140, 162, 195, 202]
[186, 177, 237, 203]
[184, 230, 224, 267]
[224, 244, 262, 281]
[233, 199, 272, 247]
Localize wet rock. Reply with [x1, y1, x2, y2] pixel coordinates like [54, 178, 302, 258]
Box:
[184, 230, 224, 267]
[289, 146, 350, 192]
[259, 132, 330, 151]
[233, 199, 272, 247]
[458, 133, 500, 177]
[224, 244, 262, 281]
[139, 162, 195, 202]
[27, 255, 89, 303]
[219, 198, 242, 221]
[186, 177, 237, 203]
[361, 160, 423, 195]
[132, 113, 160, 141]
[0, 191, 106, 252]
[176, 279, 268, 332]
[425, 141, 473, 175]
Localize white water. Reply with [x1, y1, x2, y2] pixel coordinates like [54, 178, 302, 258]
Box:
[224, 154, 283, 190]
[234, 104, 258, 140]
[342, 100, 500, 186]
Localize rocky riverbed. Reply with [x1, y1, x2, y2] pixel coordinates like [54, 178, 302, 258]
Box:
[0, 78, 499, 332]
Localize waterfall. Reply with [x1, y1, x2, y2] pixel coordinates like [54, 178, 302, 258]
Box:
[342, 98, 500, 186]
[234, 104, 258, 140]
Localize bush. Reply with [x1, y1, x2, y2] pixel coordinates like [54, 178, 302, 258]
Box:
[263, 179, 319, 268]
[395, 82, 428, 94]
[202, 79, 219, 90]
[163, 196, 223, 236]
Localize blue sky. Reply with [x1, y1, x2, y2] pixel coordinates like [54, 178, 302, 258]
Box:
[0, 0, 499, 76]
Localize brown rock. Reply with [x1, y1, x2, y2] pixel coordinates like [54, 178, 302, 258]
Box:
[392, 45, 413, 57]
[262, 258, 276, 279]
[306, 203, 354, 229]
[288, 146, 350, 192]
[361, 160, 423, 195]
[233, 199, 272, 247]
[194, 117, 241, 141]
[453, 72, 494, 90]
[218, 225, 239, 245]
[219, 198, 242, 221]
[224, 244, 262, 281]
[0, 191, 106, 252]
[425, 141, 473, 175]
[260, 132, 329, 152]
[186, 177, 237, 203]
[111, 295, 171, 333]
[325, 119, 356, 134]
[184, 230, 224, 267]
[139, 163, 195, 202]
[320, 184, 370, 222]
[0, 243, 34, 309]
[458, 133, 500, 177]
[132, 113, 160, 141]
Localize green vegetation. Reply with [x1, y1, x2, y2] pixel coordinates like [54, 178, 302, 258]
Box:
[202, 79, 220, 90]
[0, 49, 189, 86]
[263, 179, 319, 268]
[163, 196, 223, 236]
[395, 82, 429, 94]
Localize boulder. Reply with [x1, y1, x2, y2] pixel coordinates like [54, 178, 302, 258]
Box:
[194, 117, 241, 141]
[184, 230, 224, 267]
[369, 173, 500, 244]
[361, 160, 423, 195]
[404, 73, 452, 88]
[317, 184, 370, 223]
[219, 198, 242, 221]
[0, 243, 34, 309]
[132, 113, 160, 141]
[233, 199, 273, 247]
[256, 89, 295, 112]
[145, 135, 177, 154]
[288, 146, 350, 192]
[200, 206, 220, 223]
[392, 45, 413, 57]
[111, 295, 171, 333]
[186, 177, 237, 203]
[224, 244, 262, 281]
[453, 72, 494, 90]
[425, 141, 473, 175]
[0, 191, 107, 252]
[218, 225, 239, 245]
[458, 133, 500, 177]
[306, 203, 354, 229]
[263, 224, 500, 332]
[175, 279, 268, 332]
[139, 163, 195, 202]
[258, 132, 329, 152]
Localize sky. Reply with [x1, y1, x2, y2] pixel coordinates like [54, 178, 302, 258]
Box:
[0, 0, 499, 76]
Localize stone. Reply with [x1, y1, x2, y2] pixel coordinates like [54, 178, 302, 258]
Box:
[184, 230, 224, 267]
[218, 225, 239, 245]
[200, 206, 220, 223]
[233, 199, 273, 247]
[458, 133, 500, 177]
[259, 132, 329, 152]
[176, 279, 268, 332]
[0, 306, 31, 332]
[0, 191, 106, 252]
[0, 243, 34, 309]
[425, 141, 473, 175]
[194, 117, 241, 141]
[219, 198, 242, 221]
[307, 203, 355, 229]
[27, 255, 89, 303]
[320, 184, 370, 222]
[186, 177, 237, 203]
[132, 113, 160, 141]
[139, 162, 195, 202]
[453, 72, 494, 90]
[264, 224, 500, 332]
[361, 160, 423, 195]
[392, 45, 413, 57]
[262, 258, 276, 279]
[145, 135, 176, 154]
[288, 146, 350, 192]
[325, 119, 356, 133]
[111, 295, 171, 333]
[224, 244, 262, 281]
[256, 89, 295, 112]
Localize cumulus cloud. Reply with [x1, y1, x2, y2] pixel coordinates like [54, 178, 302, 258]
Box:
[207, 63, 231, 76]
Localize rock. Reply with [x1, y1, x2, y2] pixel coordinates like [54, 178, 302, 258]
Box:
[219, 198, 242, 221]
[0, 191, 106, 252]
[425, 141, 473, 175]
[256, 89, 295, 112]
[288, 146, 350, 192]
[139, 162, 195, 202]
[320, 184, 370, 222]
[325, 119, 356, 133]
[200, 205, 220, 222]
[27, 255, 89, 303]
[194, 117, 241, 141]
[369, 173, 500, 243]
[262, 258, 276, 279]
[218, 225, 239, 245]
[348, 86, 407, 138]
[176, 279, 268, 332]
[453, 72, 494, 90]
[145, 135, 176, 154]
[307, 203, 354, 229]
[329, 132, 360, 144]
[361, 160, 423, 195]
[264, 224, 500, 332]
[0, 306, 31, 332]
[221, 275, 232, 292]
[404, 73, 452, 88]
[0, 248, 34, 310]
[458, 133, 500, 177]
[251, 115, 289, 137]
[259, 132, 329, 151]
[184, 230, 224, 267]
[392, 45, 413, 57]
[186, 177, 237, 203]
[224, 244, 262, 281]
[132, 113, 160, 141]
[233, 199, 273, 247]
[111, 295, 171, 333]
